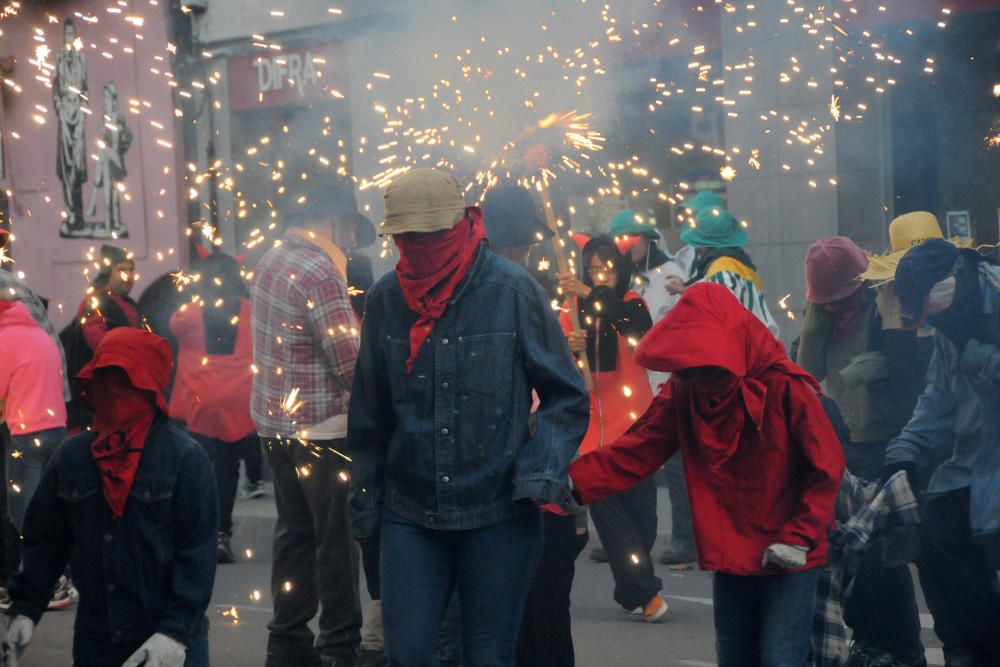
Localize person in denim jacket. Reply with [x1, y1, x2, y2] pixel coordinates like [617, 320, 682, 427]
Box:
[346, 169, 589, 666]
[4, 328, 218, 667]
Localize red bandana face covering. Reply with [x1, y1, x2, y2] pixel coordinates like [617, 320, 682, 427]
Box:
[88, 369, 157, 519]
[393, 208, 487, 372]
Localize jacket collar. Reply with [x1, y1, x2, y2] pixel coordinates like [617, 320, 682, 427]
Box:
[448, 240, 490, 305]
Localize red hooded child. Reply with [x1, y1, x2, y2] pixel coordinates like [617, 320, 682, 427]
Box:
[569, 283, 845, 575]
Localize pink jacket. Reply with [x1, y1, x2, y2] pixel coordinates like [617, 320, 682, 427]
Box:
[0, 302, 67, 435]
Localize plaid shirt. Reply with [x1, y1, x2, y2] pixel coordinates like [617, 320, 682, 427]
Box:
[0, 270, 70, 402]
[250, 233, 359, 438]
[813, 471, 921, 666]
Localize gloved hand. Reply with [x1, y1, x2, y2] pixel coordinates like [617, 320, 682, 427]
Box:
[880, 460, 917, 488]
[121, 633, 186, 667]
[4, 615, 34, 659]
[761, 543, 808, 569]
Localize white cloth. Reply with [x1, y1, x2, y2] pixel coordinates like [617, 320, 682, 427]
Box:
[298, 414, 348, 441]
[5, 615, 34, 659]
[634, 246, 694, 393]
[122, 633, 186, 667]
[762, 543, 808, 569]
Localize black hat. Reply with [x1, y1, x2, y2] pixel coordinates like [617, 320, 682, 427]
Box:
[283, 177, 376, 249]
[481, 185, 553, 248]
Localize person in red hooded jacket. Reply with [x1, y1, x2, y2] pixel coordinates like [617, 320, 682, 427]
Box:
[569, 283, 844, 666]
[556, 236, 664, 622]
[169, 249, 255, 565]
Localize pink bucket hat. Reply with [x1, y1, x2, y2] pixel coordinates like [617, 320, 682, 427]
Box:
[804, 236, 869, 304]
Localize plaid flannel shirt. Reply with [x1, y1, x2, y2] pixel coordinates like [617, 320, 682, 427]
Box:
[250, 233, 359, 438]
[0, 270, 71, 402]
[813, 471, 921, 666]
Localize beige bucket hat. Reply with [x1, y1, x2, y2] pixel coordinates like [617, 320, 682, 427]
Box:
[381, 168, 468, 235]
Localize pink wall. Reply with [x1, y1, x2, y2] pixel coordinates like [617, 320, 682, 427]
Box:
[0, 1, 187, 327]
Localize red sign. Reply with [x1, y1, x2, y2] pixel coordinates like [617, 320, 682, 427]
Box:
[228, 43, 348, 111]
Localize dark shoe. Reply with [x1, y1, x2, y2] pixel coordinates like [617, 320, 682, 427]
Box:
[321, 651, 357, 667]
[356, 648, 384, 667]
[589, 545, 608, 562]
[659, 543, 696, 565]
[217, 532, 236, 564]
[243, 480, 267, 499]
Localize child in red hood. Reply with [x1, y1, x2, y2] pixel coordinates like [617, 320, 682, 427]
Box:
[569, 283, 844, 665]
[557, 236, 664, 622]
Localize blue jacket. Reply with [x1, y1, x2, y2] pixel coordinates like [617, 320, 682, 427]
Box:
[347, 243, 590, 538]
[9, 418, 218, 647]
[886, 264, 1000, 550]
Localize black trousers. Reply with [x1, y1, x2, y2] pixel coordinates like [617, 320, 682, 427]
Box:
[193, 433, 253, 537]
[589, 476, 662, 610]
[917, 488, 1000, 666]
[842, 440, 925, 664]
[264, 437, 361, 665]
[517, 512, 589, 667]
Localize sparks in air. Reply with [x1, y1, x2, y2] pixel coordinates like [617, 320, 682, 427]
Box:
[829, 95, 841, 122]
[281, 388, 306, 417]
[720, 165, 737, 182]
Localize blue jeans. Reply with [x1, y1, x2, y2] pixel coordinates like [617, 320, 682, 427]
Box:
[73, 629, 209, 666]
[713, 568, 820, 667]
[381, 508, 543, 667]
[7, 428, 66, 530]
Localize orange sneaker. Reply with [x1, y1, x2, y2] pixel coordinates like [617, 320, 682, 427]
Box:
[642, 594, 668, 623]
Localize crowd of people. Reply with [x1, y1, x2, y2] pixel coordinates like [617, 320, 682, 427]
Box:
[0, 168, 998, 667]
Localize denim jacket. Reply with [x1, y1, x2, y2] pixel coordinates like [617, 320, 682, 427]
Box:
[885, 264, 1000, 548]
[9, 418, 218, 646]
[347, 244, 590, 538]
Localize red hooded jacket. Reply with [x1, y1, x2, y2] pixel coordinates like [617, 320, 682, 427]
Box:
[569, 283, 844, 575]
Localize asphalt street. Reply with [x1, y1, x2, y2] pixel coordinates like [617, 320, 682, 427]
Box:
[19, 488, 943, 666]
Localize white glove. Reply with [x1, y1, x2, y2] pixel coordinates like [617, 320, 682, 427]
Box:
[761, 543, 808, 569]
[122, 632, 186, 667]
[5, 615, 34, 658]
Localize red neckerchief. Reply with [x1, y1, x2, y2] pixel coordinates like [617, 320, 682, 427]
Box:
[88, 372, 157, 519]
[393, 209, 486, 372]
[823, 288, 866, 342]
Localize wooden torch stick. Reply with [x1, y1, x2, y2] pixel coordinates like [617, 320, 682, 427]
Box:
[538, 182, 594, 392]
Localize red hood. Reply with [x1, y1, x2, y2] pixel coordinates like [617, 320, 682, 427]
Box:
[78, 327, 173, 414]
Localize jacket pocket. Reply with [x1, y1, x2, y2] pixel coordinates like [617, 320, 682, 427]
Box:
[128, 475, 176, 527]
[457, 333, 517, 395]
[57, 475, 101, 503]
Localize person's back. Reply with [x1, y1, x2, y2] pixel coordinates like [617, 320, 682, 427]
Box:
[0, 301, 66, 436]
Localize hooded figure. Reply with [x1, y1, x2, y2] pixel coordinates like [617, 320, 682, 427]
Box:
[6, 328, 218, 667]
[347, 168, 589, 666]
[883, 239, 1000, 665]
[570, 283, 844, 666]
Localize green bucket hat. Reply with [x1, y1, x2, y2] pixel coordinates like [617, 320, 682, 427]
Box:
[679, 190, 725, 214]
[680, 206, 747, 248]
[608, 209, 660, 240]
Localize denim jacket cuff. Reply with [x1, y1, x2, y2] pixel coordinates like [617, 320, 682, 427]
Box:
[157, 619, 199, 647]
[513, 476, 568, 507]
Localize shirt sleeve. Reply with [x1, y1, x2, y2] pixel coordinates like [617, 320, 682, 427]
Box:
[513, 281, 591, 505]
[885, 337, 958, 467]
[569, 387, 680, 504]
[778, 380, 846, 549]
[299, 268, 360, 395]
[345, 286, 392, 540]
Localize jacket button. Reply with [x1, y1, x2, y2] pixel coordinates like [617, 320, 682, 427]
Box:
[442, 476, 450, 483]
[71, 491, 79, 499]
[441, 427, 449, 436]
[441, 382, 449, 389]
[142, 491, 151, 500]
[104, 534, 114, 543]
[442, 338, 449, 345]
[107, 584, 116, 593]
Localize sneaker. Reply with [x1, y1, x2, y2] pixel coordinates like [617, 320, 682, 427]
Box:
[48, 576, 76, 610]
[241, 480, 267, 499]
[642, 594, 668, 623]
[659, 543, 696, 566]
[589, 545, 608, 563]
[217, 533, 236, 564]
[0, 587, 11, 611]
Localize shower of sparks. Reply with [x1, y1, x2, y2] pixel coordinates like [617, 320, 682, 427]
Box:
[829, 95, 841, 122]
[720, 165, 737, 182]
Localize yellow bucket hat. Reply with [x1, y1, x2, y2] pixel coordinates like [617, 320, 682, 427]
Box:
[860, 211, 972, 282]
